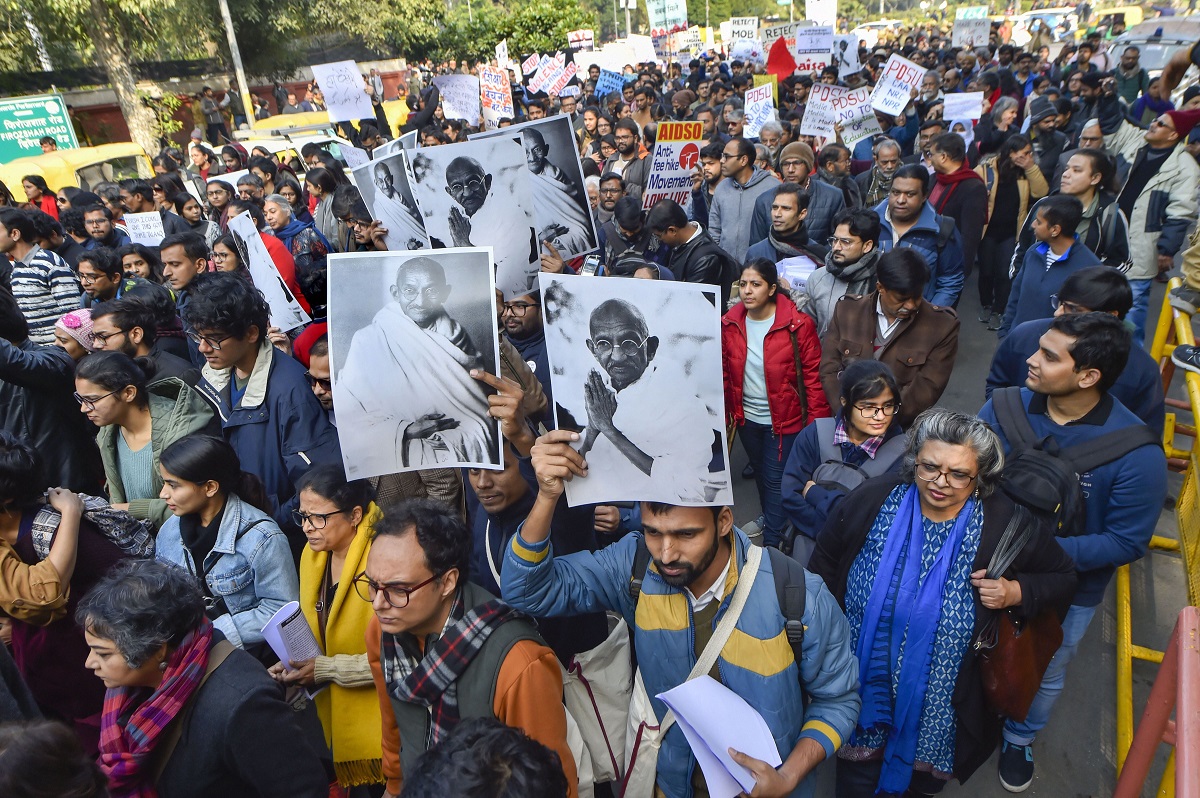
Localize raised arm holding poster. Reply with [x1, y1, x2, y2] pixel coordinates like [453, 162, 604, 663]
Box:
[743, 83, 776, 138]
[641, 121, 703, 212]
[227, 212, 311, 332]
[310, 61, 374, 122]
[433, 75, 482, 124]
[479, 66, 515, 130]
[794, 25, 833, 74]
[870, 53, 922, 116]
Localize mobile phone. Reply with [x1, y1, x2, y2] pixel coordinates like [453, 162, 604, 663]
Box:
[581, 255, 601, 276]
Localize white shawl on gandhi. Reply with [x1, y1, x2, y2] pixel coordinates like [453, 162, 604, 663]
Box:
[528, 164, 594, 257]
[337, 303, 497, 477]
[375, 191, 430, 251]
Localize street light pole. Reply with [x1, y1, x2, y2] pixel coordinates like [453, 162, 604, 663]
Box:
[216, 0, 252, 129]
[624, 0, 633, 38]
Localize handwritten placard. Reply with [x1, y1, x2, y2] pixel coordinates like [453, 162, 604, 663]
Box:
[310, 60, 374, 122]
[870, 53, 923, 116]
[728, 16, 759, 40]
[341, 146, 370, 169]
[952, 17, 991, 48]
[743, 83, 776, 138]
[124, 212, 165, 246]
[801, 84, 878, 146]
[479, 66, 514, 130]
[595, 69, 625, 97]
[434, 75, 482, 123]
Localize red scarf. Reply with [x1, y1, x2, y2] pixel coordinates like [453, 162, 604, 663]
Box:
[99, 620, 215, 798]
[929, 165, 984, 214]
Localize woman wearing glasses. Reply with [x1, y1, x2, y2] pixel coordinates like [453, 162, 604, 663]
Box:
[268, 465, 385, 792]
[154, 435, 299, 654]
[809, 409, 1076, 797]
[781, 360, 906, 549]
[75, 353, 215, 530]
[722, 258, 830, 547]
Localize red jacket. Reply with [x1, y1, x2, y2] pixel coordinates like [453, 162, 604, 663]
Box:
[722, 292, 830, 436]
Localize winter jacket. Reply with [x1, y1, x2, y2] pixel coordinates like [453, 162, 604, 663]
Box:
[985, 317, 1164, 434]
[929, 168, 990, 276]
[743, 231, 828, 267]
[874, 201, 966, 308]
[157, 494, 300, 648]
[0, 338, 104, 494]
[709, 167, 782, 264]
[96, 378, 217, 529]
[751, 179, 845, 250]
[978, 389, 1167, 607]
[819, 291, 959, 429]
[1029, 127, 1069, 180]
[999, 239, 1102, 338]
[662, 225, 740, 291]
[501, 527, 862, 798]
[809, 473, 1077, 783]
[1112, 141, 1200, 281]
[602, 152, 653, 200]
[974, 156, 1050, 239]
[1011, 190, 1132, 275]
[722, 293, 831, 437]
[800, 247, 882, 336]
[196, 340, 342, 532]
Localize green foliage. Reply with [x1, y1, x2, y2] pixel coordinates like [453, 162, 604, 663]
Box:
[139, 88, 184, 138]
[494, 0, 600, 58]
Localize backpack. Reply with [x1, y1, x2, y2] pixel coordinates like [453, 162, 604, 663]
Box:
[991, 387, 1160, 538]
[628, 537, 806, 656]
[809, 417, 908, 495]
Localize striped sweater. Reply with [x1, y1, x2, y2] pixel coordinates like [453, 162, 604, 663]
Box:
[11, 245, 80, 345]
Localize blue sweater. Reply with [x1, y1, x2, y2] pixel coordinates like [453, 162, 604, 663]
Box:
[998, 240, 1101, 339]
[977, 388, 1167, 607]
[985, 317, 1165, 434]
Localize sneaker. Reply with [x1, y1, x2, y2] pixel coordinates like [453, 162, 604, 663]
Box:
[978, 307, 992, 323]
[741, 516, 765, 547]
[998, 741, 1034, 793]
[987, 312, 1004, 331]
[1173, 345, 1200, 375]
[1169, 286, 1200, 315]
[741, 462, 756, 479]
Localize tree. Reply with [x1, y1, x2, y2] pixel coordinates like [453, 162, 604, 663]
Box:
[496, 0, 599, 56]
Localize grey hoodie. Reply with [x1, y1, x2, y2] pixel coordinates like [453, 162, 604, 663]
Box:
[799, 247, 882, 336]
[708, 166, 780, 264]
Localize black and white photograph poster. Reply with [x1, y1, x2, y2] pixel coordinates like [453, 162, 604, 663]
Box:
[471, 115, 599, 260]
[327, 249, 502, 479]
[539, 272, 733, 507]
[351, 151, 431, 251]
[407, 138, 540, 300]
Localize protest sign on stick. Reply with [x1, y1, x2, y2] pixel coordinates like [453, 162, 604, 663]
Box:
[433, 75, 482, 123]
[642, 121, 703, 213]
[743, 83, 776, 138]
[310, 61, 374, 122]
[124, 212, 165, 246]
[227, 212, 311, 332]
[496, 39, 511, 70]
[870, 53, 923, 116]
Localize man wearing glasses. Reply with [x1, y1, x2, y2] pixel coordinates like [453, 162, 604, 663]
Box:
[363, 499, 577, 798]
[801, 208, 882, 337]
[501, 290, 552, 415]
[601, 118, 651, 200]
[81, 204, 131, 251]
[90, 296, 201, 387]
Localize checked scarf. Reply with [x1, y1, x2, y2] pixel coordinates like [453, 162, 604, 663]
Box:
[380, 591, 530, 746]
[99, 619, 215, 798]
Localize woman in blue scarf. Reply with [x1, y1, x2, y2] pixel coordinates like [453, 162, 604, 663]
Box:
[263, 193, 329, 272]
[809, 408, 1076, 797]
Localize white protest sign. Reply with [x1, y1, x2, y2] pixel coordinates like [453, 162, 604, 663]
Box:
[399, 130, 418, 150]
[955, 5, 990, 18]
[568, 29, 595, 52]
[800, 84, 842, 138]
[341, 146, 370, 169]
[433, 75, 482, 123]
[496, 39, 511, 69]
[839, 93, 883, 149]
[310, 61, 374, 122]
[479, 66, 514, 130]
[208, 169, 247, 188]
[743, 83, 776, 138]
[626, 34, 657, 63]
[760, 21, 801, 50]
[548, 62, 579, 96]
[728, 17, 759, 40]
[943, 92, 984, 121]
[806, 0, 837, 26]
[729, 39, 766, 67]
[832, 35, 861, 76]
[870, 53, 923, 116]
[521, 52, 540, 75]
[952, 16, 991, 48]
[800, 84, 878, 146]
[228, 212, 311, 332]
[794, 25, 834, 73]
[124, 212, 165, 246]
[642, 121, 703, 212]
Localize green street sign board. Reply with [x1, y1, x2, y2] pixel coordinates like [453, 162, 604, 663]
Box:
[0, 94, 79, 163]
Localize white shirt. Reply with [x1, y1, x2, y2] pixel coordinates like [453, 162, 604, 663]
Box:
[686, 550, 732, 612]
[876, 297, 903, 341]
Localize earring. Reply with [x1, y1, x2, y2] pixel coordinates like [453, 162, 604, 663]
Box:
[158, 661, 168, 672]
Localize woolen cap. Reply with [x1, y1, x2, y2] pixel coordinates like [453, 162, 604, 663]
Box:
[55, 309, 96, 352]
[1166, 108, 1200, 138]
[1029, 95, 1056, 124]
[779, 142, 814, 170]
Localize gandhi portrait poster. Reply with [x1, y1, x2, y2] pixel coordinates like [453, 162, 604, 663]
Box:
[407, 138, 540, 300]
[539, 273, 733, 507]
[327, 249, 502, 479]
[471, 115, 599, 260]
[350, 151, 431, 251]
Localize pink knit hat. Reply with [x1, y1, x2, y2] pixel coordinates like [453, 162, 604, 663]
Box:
[55, 309, 97, 352]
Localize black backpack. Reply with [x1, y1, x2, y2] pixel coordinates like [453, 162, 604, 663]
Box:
[627, 537, 807, 658]
[992, 387, 1160, 538]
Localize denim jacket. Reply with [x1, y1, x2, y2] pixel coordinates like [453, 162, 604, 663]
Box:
[156, 495, 299, 648]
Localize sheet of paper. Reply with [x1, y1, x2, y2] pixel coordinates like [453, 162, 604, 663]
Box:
[434, 75, 482, 123]
[870, 53, 923, 116]
[952, 16, 991, 48]
[743, 83, 776, 138]
[657, 676, 782, 798]
[480, 66, 515, 130]
[794, 25, 833, 73]
[496, 39, 511, 70]
[311, 60, 375, 122]
[776, 253, 822, 292]
[227, 212, 312, 332]
[831, 34, 861, 76]
[943, 91, 985, 121]
[124, 212, 165, 246]
[341, 145, 370, 169]
[210, 168, 247, 187]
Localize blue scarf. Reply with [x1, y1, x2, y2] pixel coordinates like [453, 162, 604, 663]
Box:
[276, 218, 329, 253]
[854, 484, 975, 794]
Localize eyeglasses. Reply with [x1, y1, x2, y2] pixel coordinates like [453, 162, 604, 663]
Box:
[212, 250, 233, 262]
[719, 152, 741, 161]
[599, 186, 623, 195]
[353, 571, 443, 608]
[84, 219, 109, 227]
[187, 331, 233, 351]
[305, 372, 332, 391]
[77, 271, 106, 284]
[292, 508, 345, 529]
[852, 401, 901, 418]
[591, 337, 648, 357]
[501, 301, 537, 317]
[914, 462, 977, 489]
[74, 389, 120, 410]
[827, 236, 859, 248]
[92, 328, 126, 344]
[400, 286, 445, 300]
[1049, 295, 1088, 314]
[448, 175, 486, 195]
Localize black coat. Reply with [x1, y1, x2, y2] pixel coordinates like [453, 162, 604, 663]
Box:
[808, 474, 1077, 783]
[157, 641, 328, 798]
[664, 226, 738, 290]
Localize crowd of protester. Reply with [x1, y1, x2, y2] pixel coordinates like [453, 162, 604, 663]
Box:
[0, 17, 1197, 798]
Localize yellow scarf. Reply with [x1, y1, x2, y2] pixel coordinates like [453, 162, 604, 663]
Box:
[300, 501, 384, 787]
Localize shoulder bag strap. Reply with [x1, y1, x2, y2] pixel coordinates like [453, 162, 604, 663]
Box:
[149, 640, 235, 784]
[789, 329, 810, 430]
[1062, 424, 1161, 476]
[814, 417, 840, 464]
[985, 505, 1037, 580]
[658, 544, 764, 736]
[993, 387, 1039, 451]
